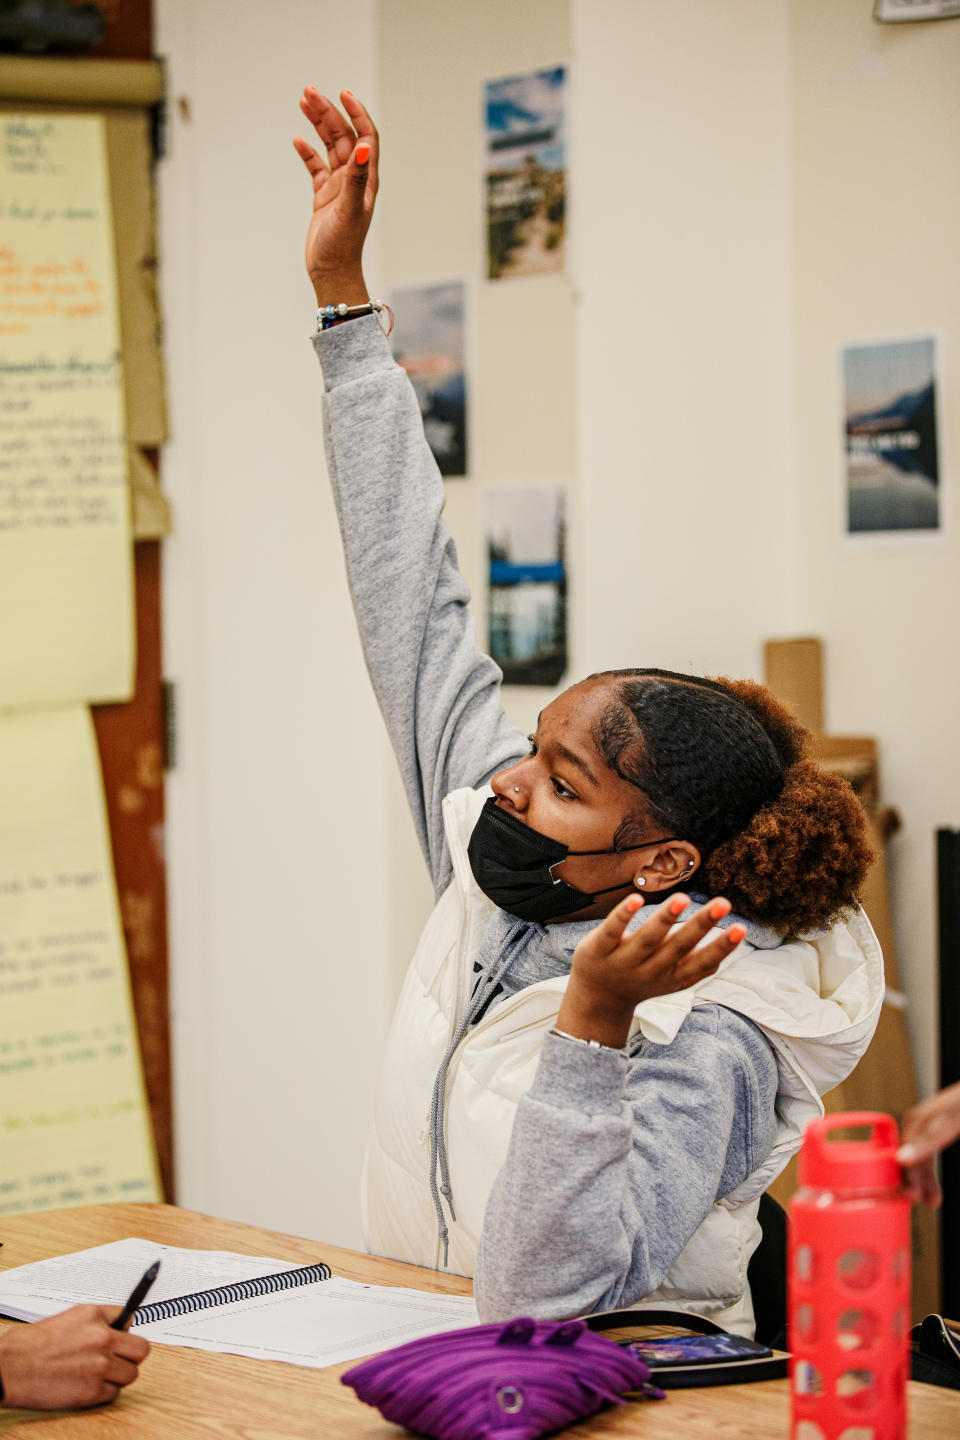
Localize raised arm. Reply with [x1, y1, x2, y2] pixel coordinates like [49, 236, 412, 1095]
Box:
[295, 90, 524, 889]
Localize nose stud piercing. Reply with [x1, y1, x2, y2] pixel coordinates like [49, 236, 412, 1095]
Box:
[514, 786, 521, 793]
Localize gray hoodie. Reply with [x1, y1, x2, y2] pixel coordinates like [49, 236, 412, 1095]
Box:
[314, 315, 779, 1321]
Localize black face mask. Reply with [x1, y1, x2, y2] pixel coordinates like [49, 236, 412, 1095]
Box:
[467, 797, 678, 924]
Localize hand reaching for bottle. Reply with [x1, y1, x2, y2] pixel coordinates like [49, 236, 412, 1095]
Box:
[897, 1080, 960, 1206]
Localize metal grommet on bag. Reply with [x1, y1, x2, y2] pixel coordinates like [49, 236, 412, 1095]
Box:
[496, 1385, 524, 1413]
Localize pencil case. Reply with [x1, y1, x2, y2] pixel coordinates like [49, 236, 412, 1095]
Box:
[341, 1314, 664, 1439]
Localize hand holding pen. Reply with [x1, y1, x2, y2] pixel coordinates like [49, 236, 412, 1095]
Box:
[0, 1263, 157, 1413]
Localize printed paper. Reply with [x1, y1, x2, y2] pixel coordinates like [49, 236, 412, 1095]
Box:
[0, 112, 134, 706]
[0, 707, 159, 1216]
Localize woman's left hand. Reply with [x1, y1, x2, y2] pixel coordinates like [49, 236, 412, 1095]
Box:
[556, 893, 746, 1050]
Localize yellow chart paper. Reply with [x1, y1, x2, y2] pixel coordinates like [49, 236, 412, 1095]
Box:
[0, 707, 159, 1216]
[0, 112, 134, 707]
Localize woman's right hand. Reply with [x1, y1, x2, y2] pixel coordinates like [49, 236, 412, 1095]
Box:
[293, 87, 379, 306]
[557, 893, 747, 1050]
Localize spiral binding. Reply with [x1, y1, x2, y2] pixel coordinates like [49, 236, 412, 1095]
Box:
[131, 1260, 331, 1327]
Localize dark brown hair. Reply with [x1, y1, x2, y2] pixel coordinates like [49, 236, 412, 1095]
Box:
[591, 668, 874, 936]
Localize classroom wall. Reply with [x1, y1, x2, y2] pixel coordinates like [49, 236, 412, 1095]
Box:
[156, 0, 956, 1244]
[788, 0, 960, 1094]
[570, 2, 797, 673]
[155, 0, 385, 1247]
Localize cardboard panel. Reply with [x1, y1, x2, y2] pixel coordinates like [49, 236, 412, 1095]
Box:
[764, 637, 824, 733]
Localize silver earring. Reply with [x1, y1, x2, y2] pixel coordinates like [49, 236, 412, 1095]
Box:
[635, 876, 646, 887]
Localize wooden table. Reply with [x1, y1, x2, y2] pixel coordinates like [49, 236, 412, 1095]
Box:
[1, 1204, 958, 1437]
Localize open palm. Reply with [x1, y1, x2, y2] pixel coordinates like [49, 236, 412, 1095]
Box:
[293, 87, 379, 299]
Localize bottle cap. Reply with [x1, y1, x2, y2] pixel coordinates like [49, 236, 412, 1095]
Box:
[799, 1111, 902, 1191]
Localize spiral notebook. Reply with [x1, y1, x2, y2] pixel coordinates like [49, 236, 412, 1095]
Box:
[0, 1237, 479, 1369]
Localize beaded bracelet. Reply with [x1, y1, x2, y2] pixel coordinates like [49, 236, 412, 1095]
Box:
[316, 299, 394, 335]
[550, 1026, 627, 1055]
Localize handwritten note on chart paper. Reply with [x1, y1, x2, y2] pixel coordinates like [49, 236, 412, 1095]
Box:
[0, 708, 159, 1216]
[0, 113, 134, 707]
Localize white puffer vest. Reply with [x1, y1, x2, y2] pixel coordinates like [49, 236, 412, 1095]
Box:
[362, 788, 884, 1335]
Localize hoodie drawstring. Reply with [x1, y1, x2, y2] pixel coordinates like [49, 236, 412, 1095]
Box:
[427, 922, 523, 1267]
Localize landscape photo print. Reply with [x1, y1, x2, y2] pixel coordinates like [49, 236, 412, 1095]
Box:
[484, 65, 567, 281]
[843, 335, 941, 535]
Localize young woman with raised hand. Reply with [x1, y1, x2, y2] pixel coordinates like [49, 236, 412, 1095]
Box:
[293, 88, 882, 1336]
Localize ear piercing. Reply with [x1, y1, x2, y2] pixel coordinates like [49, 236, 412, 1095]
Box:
[635, 876, 646, 887]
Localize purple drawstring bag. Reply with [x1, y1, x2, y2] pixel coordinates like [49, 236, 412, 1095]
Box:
[341, 1315, 665, 1439]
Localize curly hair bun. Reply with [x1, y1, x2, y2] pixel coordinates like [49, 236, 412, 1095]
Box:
[713, 676, 810, 772]
[699, 758, 876, 937]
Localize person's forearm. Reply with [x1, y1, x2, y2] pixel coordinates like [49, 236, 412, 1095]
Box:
[309, 263, 368, 308]
[472, 1036, 667, 1319]
[474, 1034, 639, 1321]
[473, 1011, 776, 1324]
[316, 317, 523, 889]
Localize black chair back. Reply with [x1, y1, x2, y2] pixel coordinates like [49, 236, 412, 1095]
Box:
[748, 1192, 788, 1348]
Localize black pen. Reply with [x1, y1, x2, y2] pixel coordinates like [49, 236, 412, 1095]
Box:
[111, 1259, 161, 1331]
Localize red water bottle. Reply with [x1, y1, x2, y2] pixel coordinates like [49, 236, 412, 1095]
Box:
[788, 1111, 911, 1440]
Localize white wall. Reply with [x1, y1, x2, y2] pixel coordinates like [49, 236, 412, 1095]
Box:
[789, 0, 960, 1093]
[572, 0, 796, 677]
[156, 0, 385, 1247]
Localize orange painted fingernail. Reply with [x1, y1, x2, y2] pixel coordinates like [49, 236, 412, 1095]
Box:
[670, 895, 687, 916]
[709, 899, 731, 921]
[728, 923, 747, 943]
[343, 89, 356, 98]
[626, 895, 643, 913]
[355, 143, 371, 164]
